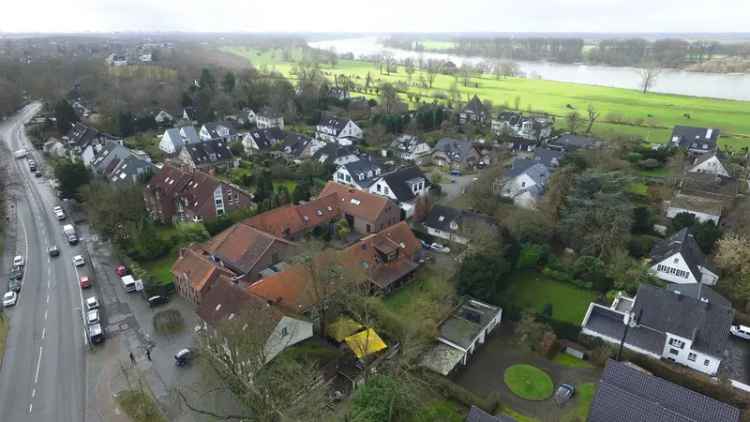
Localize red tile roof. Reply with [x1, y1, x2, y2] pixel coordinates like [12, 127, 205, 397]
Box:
[203, 223, 295, 274]
[197, 277, 283, 328]
[319, 182, 396, 223]
[171, 246, 236, 294]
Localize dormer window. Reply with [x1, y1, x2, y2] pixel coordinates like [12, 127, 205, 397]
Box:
[450, 221, 459, 231]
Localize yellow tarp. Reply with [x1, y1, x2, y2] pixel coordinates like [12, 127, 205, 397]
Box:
[344, 328, 387, 359]
[327, 317, 364, 342]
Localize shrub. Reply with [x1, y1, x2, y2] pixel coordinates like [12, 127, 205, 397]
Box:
[420, 370, 499, 414]
[153, 309, 185, 335]
[638, 158, 661, 169]
[517, 243, 548, 270]
[628, 235, 658, 258]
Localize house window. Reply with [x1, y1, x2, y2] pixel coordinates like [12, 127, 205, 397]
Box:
[384, 187, 389, 195]
[669, 348, 679, 356]
[281, 327, 288, 337]
[704, 359, 710, 366]
[688, 353, 697, 362]
[377, 184, 381, 193]
[521, 182, 526, 188]
[366, 224, 371, 233]
[668, 338, 685, 349]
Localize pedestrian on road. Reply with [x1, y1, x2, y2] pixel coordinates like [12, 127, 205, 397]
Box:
[146, 349, 151, 361]
[129, 352, 135, 366]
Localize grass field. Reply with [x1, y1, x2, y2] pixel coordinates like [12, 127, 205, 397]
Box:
[420, 40, 457, 51]
[499, 271, 598, 325]
[224, 46, 750, 150]
[553, 353, 594, 369]
[504, 364, 555, 401]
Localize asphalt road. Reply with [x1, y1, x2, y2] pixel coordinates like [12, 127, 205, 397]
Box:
[0, 103, 88, 421]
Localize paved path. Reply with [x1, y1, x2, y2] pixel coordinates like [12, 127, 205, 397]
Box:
[454, 324, 601, 421]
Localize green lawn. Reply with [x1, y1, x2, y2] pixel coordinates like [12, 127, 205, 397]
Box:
[272, 179, 298, 193]
[420, 40, 457, 51]
[628, 182, 649, 196]
[561, 383, 597, 422]
[115, 389, 167, 422]
[504, 364, 554, 401]
[383, 265, 455, 317]
[500, 271, 598, 325]
[224, 46, 750, 150]
[141, 248, 177, 285]
[499, 407, 539, 422]
[553, 353, 594, 369]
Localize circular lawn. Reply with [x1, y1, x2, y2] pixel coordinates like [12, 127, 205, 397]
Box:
[503, 364, 554, 401]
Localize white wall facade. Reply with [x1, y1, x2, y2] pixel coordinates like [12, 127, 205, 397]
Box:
[263, 316, 314, 363]
[661, 333, 720, 375]
[649, 253, 700, 284]
[690, 156, 729, 177]
[501, 174, 538, 199]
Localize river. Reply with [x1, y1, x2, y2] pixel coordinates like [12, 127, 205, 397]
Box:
[309, 37, 750, 101]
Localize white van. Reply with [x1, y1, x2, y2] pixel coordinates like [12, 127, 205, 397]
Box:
[121, 275, 137, 293]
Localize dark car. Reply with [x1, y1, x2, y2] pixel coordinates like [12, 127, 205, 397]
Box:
[175, 348, 193, 367]
[147, 295, 169, 307]
[9, 268, 23, 280]
[8, 279, 21, 293]
[34, 170, 42, 177]
[48, 245, 60, 257]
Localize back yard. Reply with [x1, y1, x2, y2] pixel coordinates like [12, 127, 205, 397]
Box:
[498, 271, 599, 325]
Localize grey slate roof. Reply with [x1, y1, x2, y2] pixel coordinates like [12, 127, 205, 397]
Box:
[633, 284, 733, 356]
[434, 138, 476, 163]
[379, 166, 428, 202]
[203, 121, 238, 139]
[649, 228, 709, 282]
[504, 158, 550, 185]
[681, 172, 739, 200]
[424, 205, 496, 235]
[588, 360, 741, 422]
[583, 305, 666, 355]
[313, 143, 359, 164]
[281, 132, 311, 157]
[318, 117, 349, 135]
[109, 154, 153, 184]
[532, 147, 564, 168]
[547, 134, 597, 151]
[164, 126, 200, 150]
[671, 125, 720, 152]
[342, 158, 382, 188]
[184, 139, 234, 166]
[466, 406, 516, 422]
[247, 127, 285, 150]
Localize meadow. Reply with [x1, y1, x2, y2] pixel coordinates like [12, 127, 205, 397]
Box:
[223, 46, 750, 150]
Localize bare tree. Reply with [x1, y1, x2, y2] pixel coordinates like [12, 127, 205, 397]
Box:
[566, 111, 582, 133]
[639, 62, 662, 94]
[424, 61, 438, 88]
[585, 104, 600, 134]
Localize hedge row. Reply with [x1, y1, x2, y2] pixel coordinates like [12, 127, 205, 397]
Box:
[418, 370, 500, 414]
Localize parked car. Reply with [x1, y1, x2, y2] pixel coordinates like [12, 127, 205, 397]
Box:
[430, 242, 451, 253]
[34, 170, 42, 178]
[85, 296, 99, 311]
[48, 245, 60, 257]
[419, 240, 431, 249]
[8, 279, 21, 293]
[730, 324, 750, 340]
[3, 291, 18, 307]
[147, 295, 169, 307]
[72, 255, 85, 267]
[13, 255, 24, 267]
[79, 276, 92, 289]
[450, 169, 462, 176]
[9, 268, 23, 280]
[88, 323, 104, 344]
[115, 265, 128, 277]
[53, 206, 65, 220]
[86, 309, 100, 325]
[554, 384, 576, 406]
[174, 348, 193, 367]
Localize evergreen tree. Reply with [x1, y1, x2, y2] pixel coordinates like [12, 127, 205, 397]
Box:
[54, 99, 78, 133]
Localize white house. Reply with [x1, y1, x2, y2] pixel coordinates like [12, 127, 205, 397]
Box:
[581, 284, 733, 376]
[496, 158, 550, 209]
[160, 126, 201, 154]
[649, 228, 719, 286]
[420, 298, 502, 376]
[368, 166, 429, 218]
[256, 107, 284, 130]
[423, 205, 497, 245]
[313, 143, 360, 166]
[199, 122, 240, 142]
[689, 153, 730, 177]
[154, 110, 174, 125]
[666, 194, 723, 225]
[390, 135, 431, 162]
[241, 108, 256, 125]
[316, 117, 363, 145]
[491, 111, 554, 141]
[242, 127, 285, 155]
[333, 159, 382, 190]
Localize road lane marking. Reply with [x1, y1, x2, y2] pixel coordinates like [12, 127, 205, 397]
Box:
[28, 403, 32, 414]
[34, 346, 43, 384]
[41, 328, 46, 340]
[46, 294, 49, 304]
[32, 388, 36, 398]
[44, 310, 48, 320]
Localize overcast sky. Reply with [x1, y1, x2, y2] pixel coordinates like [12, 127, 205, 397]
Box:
[2, 0, 749, 33]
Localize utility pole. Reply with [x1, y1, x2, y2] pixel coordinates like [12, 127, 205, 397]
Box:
[617, 309, 643, 361]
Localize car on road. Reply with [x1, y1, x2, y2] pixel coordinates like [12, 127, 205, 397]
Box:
[85, 296, 99, 311]
[554, 384, 576, 406]
[3, 291, 18, 307]
[86, 309, 100, 325]
[34, 170, 42, 178]
[9, 268, 23, 280]
[147, 295, 169, 307]
[13, 255, 24, 267]
[175, 348, 193, 367]
[53, 206, 66, 220]
[79, 276, 92, 289]
[72, 255, 85, 267]
[115, 265, 128, 277]
[730, 324, 750, 340]
[88, 323, 104, 344]
[450, 170, 462, 176]
[48, 245, 60, 257]
[430, 242, 451, 253]
[8, 279, 21, 293]
[14, 148, 27, 159]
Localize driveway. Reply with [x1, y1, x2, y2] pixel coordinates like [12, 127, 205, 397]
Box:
[453, 323, 601, 421]
[437, 173, 478, 205]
